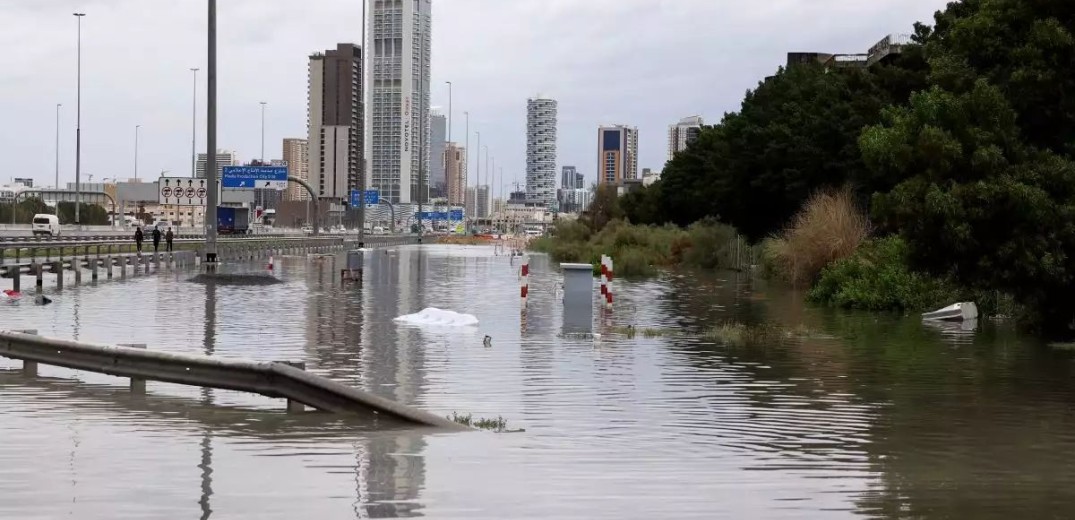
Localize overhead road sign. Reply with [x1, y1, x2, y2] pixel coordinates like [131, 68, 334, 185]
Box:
[350, 189, 380, 208]
[222, 166, 288, 190]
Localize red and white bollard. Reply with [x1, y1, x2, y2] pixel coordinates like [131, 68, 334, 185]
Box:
[267, 256, 275, 271]
[604, 256, 614, 309]
[600, 255, 608, 298]
[520, 255, 530, 307]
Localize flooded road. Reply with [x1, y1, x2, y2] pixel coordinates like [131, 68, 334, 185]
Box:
[3, 245, 1075, 519]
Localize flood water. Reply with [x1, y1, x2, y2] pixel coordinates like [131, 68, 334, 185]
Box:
[3, 245, 1075, 519]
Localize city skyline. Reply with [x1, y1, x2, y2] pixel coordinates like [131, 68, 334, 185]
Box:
[1, 1, 951, 191]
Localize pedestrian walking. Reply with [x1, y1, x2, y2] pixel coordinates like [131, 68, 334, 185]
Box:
[152, 226, 162, 253]
[165, 227, 174, 252]
[134, 227, 144, 253]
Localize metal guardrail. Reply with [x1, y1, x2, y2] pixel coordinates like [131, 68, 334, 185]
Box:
[0, 330, 460, 429]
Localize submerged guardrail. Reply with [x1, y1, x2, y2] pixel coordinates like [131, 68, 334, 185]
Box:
[0, 330, 461, 429]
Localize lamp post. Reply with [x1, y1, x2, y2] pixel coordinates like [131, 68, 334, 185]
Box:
[134, 125, 140, 180]
[259, 101, 267, 162]
[191, 67, 198, 177]
[464, 111, 469, 224]
[55, 103, 62, 190]
[205, 0, 219, 262]
[445, 81, 452, 229]
[475, 131, 480, 221]
[73, 12, 85, 226]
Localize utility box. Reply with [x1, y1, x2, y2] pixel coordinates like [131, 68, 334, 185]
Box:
[342, 249, 364, 283]
[561, 263, 594, 334]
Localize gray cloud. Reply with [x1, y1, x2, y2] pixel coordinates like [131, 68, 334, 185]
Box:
[1, 0, 949, 191]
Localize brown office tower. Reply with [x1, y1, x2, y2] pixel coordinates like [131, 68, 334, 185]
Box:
[307, 43, 363, 201]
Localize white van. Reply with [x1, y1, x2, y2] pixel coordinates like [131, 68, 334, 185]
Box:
[32, 214, 60, 237]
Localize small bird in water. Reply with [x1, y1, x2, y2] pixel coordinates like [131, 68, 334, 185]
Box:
[483, 335, 492, 347]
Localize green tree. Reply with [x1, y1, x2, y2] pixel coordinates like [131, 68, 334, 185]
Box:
[656, 53, 928, 241]
[921, 0, 1075, 156]
[863, 80, 1075, 331]
[585, 184, 623, 231]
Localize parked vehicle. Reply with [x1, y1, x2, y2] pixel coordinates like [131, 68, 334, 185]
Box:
[373, 226, 386, 235]
[31, 214, 60, 237]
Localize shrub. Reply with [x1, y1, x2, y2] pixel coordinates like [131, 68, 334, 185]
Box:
[809, 236, 960, 312]
[683, 219, 739, 269]
[767, 187, 870, 287]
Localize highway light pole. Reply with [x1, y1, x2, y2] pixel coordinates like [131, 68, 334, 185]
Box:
[205, 0, 218, 264]
[191, 67, 198, 177]
[73, 12, 85, 226]
[259, 101, 267, 162]
[55, 103, 61, 190]
[134, 125, 140, 180]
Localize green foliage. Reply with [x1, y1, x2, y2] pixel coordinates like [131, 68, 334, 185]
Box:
[447, 412, 511, 432]
[531, 219, 742, 277]
[0, 199, 109, 225]
[585, 184, 623, 231]
[649, 53, 928, 241]
[809, 236, 962, 312]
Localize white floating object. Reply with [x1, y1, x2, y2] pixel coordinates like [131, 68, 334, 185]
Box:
[395, 308, 479, 327]
[922, 302, 978, 322]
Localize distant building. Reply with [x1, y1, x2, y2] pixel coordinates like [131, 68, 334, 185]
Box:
[787, 33, 911, 71]
[642, 168, 661, 187]
[445, 143, 466, 206]
[668, 116, 704, 161]
[308, 43, 363, 201]
[430, 110, 447, 199]
[561, 166, 579, 190]
[196, 150, 238, 178]
[282, 138, 309, 201]
[526, 96, 558, 208]
[466, 185, 491, 218]
[597, 125, 638, 185]
[13, 178, 33, 188]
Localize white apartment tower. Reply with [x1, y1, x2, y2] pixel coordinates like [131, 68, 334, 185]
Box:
[196, 150, 238, 178]
[282, 138, 310, 201]
[668, 115, 704, 161]
[526, 96, 557, 207]
[367, 0, 433, 204]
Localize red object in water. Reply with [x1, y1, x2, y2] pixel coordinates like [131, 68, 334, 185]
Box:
[267, 256, 275, 270]
[3, 289, 22, 299]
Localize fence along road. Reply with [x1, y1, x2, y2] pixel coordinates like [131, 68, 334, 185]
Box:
[0, 330, 462, 429]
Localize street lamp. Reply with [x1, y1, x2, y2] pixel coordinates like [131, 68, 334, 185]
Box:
[464, 111, 469, 222]
[73, 12, 85, 226]
[259, 101, 267, 162]
[134, 125, 140, 180]
[191, 67, 199, 177]
[445, 81, 452, 224]
[55, 103, 62, 190]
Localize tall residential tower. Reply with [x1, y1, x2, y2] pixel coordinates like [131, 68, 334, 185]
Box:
[668, 115, 704, 161]
[282, 138, 309, 201]
[367, 0, 433, 204]
[526, 96, 557, 208]
[307, 43, 363, 200]
[597, 125, 638, 185]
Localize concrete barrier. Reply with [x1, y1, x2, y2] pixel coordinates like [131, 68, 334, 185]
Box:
[0, 330, 462, 429]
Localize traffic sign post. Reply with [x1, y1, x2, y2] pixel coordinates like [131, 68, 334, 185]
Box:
[159, 177, 213, 206]
[222, 166, 288, 190]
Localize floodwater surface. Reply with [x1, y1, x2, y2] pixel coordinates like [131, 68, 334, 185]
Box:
[2, 245, 1075, 519]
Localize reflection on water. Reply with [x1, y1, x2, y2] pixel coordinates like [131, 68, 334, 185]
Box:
[3, 246, 1075, 518]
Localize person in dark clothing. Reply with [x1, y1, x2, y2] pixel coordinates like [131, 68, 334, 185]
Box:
[134, 227, 144, 253]
[152, 227, 162, 252]
[165, 227, 174, 252]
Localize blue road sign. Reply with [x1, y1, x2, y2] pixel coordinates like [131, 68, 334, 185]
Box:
[222, 166, 288, 189]
[349, 189, 380, 207]
[418, 210, 464, 221]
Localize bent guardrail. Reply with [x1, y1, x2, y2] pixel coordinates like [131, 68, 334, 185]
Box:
[0, 330, 461, 429]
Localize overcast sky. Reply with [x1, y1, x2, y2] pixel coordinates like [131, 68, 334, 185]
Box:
[1, 0, 950, 192]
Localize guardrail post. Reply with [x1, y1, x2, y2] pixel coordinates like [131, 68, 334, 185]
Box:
[120, 343, 148, 394]
[74, 254, 82, 285]
[281, 361, 307, 413]
[18, 330, 39, 376]
[11, 265, 20, 293]
[91, 252, 98, 281]
[53, 261, 63, 289]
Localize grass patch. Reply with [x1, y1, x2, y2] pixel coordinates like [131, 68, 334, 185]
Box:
[764, 187, 870, 287]
[448, 412, 515, 432]
[611, 322, 820, 347]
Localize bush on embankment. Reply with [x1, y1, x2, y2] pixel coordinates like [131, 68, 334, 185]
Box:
[808, 236, 961, 312]
[762, 187, 870, 288]
[531, 218, 741, 277]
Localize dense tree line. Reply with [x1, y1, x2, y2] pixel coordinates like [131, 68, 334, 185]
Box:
[0, 198, 109, 226]
[623, 0, 1075, 330]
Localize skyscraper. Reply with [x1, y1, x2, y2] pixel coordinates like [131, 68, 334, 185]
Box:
[196, 149, 238, 178]
[308, 43, 363, 201]
[445, 142, 466, 205]
[597, 125, 638, 185]
[526, 96, 557, 207]
[561, 166, 578, 190]
[668, 115, 704, 161]
[367, 0, 433, 204]
[430, 110, 446, 198]
[282, 138, 309, 201]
